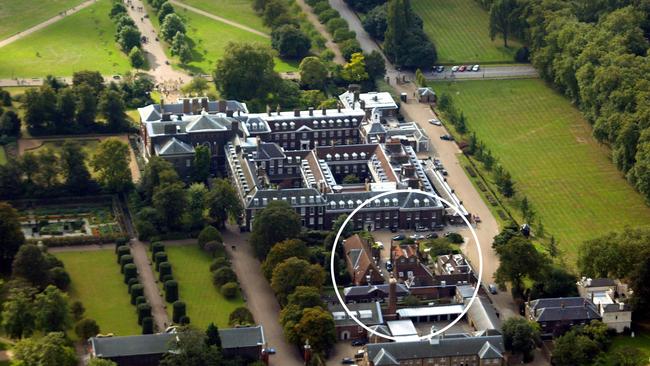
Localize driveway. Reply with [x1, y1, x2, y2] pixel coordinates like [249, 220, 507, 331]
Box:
[427, 65, 538, 80]
[221, 225, 303, 366]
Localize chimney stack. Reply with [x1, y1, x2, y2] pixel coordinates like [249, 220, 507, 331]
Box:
[303, 340, 312, 365]
[360, 100, 366, 110]
[294, 109, 300, 117]
[337, 103, 341, 113]
[218, 100, 227, 113]
[322, 107, 327, 115]
[266, 105, 271, 116]
[276, 104, 281, 115]
[388, 277, 397, 315]
[183, 99, 190, 114]
[160, 98, 165, 114]
[619, 302, 625, 311]
[201, 97, 209, 111]
[308, 107, 314, 116]
[354, 90, 360, 103]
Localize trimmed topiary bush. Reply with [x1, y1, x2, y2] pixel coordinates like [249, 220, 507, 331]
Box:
[220, 281, 238, 299]
[179, 315, 190, 325]
[164, 280, 179, 303]
[161, 274, 174, 283]
[137, 303, 152, 325]
[128, 278, 140, 293]
[151, 241, 164, 256]
[117, 246, 130, 263]
[159, 262, 172, 281]
[209, 257, 230, 272]
[130, 284, 144, 305]
[135, 296, 147, 306]
[120, 254, 134, 273]
[212, 267, 236, 288]
[142, 317, 153, 334]
[115, 238, 128, 253]
[172, 301, 186, 323]
[124, 263, 137, 284]
[154, 252, 168, 271]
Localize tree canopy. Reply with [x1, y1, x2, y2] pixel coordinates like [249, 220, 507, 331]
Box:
[250, 200, 301, 258]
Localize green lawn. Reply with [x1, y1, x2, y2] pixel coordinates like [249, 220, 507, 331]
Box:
[433, 79, 650, 262]
[164, 245, 244, 328]
[0, 146, 6, 165]
[411, 0, 520, 63]
[611, 330, 650, 361]
[176, 0, 267, 33]
[55, 249, 141, 336]
[0, 0, 131, 78]
[0, 0, 85, 40]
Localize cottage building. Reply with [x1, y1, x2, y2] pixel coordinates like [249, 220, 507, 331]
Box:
[328, 302, 384, 341]
[525, 297, 601, 338]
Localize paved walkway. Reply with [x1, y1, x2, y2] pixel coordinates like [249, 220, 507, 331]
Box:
[221, 225, 303, 366]
[129, 238, 170, 332]
[296, 0, 345, 65]
[0, 0, 97, 49]
[169, 1, 270, 38]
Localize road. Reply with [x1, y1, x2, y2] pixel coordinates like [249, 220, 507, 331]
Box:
[222, 225, 303, 366]
[169, 1, 270, 39]
[0, 0, 97, 49]
[426, 65, 538, 80]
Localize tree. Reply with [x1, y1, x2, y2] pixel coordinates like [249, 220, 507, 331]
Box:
[91, 138, 132, 192]
[186, 183, 208, 230]
[198, 225, 223, 251]
[34, 285, 70, 333]
[55, 88, 77, 132]
[208, 178, 242, 229]
[229, 306, 254, 327]
[159, 327, 222, 366]
[12, 244, 49, 288]
[364, 50, 386, 79]
[271, 25, 311, 59]
[71, 301, 85, 321]
[630, 256, 650, 318]
[1, 286, 36, 339]
[0, 202, 25, 273]
[495, 236, 546, 296]
[220, 282, 238, 298]
[339, 39, 362, 61]
[61, 141, 93, 194]
[293, 307, 336, 354]
[489, 0, 517, 47]
[519, 196, 534, 223]
[271, 257, 325, 305]
[129, 46, 146, 69]
[33, 149, 59, 190]
[594, 346, 646, 366]
[262, 0, 294, 28]
[212, 267, 237, 288]
[552, 326, 602, 366]
[88, 359, 118, 366]
[140, 156, 179, 203]
[529, 266, 578, 300]
[110, 2, 128, 19]
[74, 84, 98, 129]
[261, 239, 310, 279]
[171, 31, 192, 64]
[13, 332, 77, 366]
[205, 323, 221, 349]
[99, 89, 128, 131]
[287, 286, 324, 309]
[161, 13, 186, 42]
[362, 4, 387, 40]
[72, 71, 105, 95]
[117, 25, 142, 52]
[153, 182, 187, 230]
[192, 145, 211, 182]
[182, 76, 210, 96]
[75, 318, 100, 340]
[341, 52, 369, 83]
[0, 110, 21, 136]
[158, 2, 175, 23]
[250, 200, 301, 258]
[213, 42, 281, 102]
[494, 165, 515, 197]
[299, 57, 328, 89]
[501, 318, 540, 361]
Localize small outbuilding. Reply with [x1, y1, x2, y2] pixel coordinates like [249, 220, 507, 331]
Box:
[417, 87, 436, 103]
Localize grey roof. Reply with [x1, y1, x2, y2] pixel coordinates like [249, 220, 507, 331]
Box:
[326, 191, 442, 210]
[219, 326, 265, 349]
[417, 87, 436, 96]
[478, 341, 503, 359]
[602, 303, 631, 312]
[466, 297, 501, 330]
[368, 122, 387, 134]
[155, 138, 195, 156]
[344, 283, 409, 298]
[256, 142, 285, 160]
[366, 333, 505, 362]
[374, 348, 399, 366]
[457, 285, 475, 299]
[328, 302, 384, 327]
[586, 278, 616, 288]
[529, 297, 601, 322]
[186, 115, 230, 132]
[90, 333, 175, 358]
[247, 188, 325, 208]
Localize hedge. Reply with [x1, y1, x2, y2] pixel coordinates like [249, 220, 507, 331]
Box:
[142, 317, 153, 334]
[151, 242, 165, 257]
[135, 296, 147, 306]
[159, 262, 172, 281]
[29, 233, 128, 247]
[164, 280, 179, 303]
[220, 282, 238, 299]
[179, 315, 190, 325]
[119, 254, 134, 273]
[116, 246, 130, 263]
[127, 278, 140, 293]
[154, 252, 168, 271]
[172, 301, 186, 323]
[130, 284, 144, 305]
[123, 263, 137, 284]
[137, 303, 152, 325]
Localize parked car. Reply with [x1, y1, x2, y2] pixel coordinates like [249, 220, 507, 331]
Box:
[390, 226, 398, 233]
[440, 134, 453, 141]
[385, 260, 393, 271]
[472, 64, 480, 72]
[426, 233, 439, 239]
[392, 234, 405, 240]
[433, 224, 445, 231]
[410, 234, 425, 240]
[266, 348, 276, 355]
[488, 284, 498, 294]
[459, 65, 466, 72]
[342, 358, 355, 364]
[351, 339, 368, 346]
[441, 169, 448, 176]
[451, 65, 459, 72]
[415, 225, 428, 232]
[436, 65, 445, 73]
[428, 118, 442, 126]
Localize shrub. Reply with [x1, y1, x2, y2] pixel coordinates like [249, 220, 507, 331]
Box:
[446, 233, 464, 244]
[161, 274, 174, 282]
[142, 317, 153, 334]
[158, 261, 172, 280]
[71, 301, 85, 321]
[135, 296, 147, 306]
[119, 254, 134, 273]
[198, 225, 222, 251]
[179, 315, 190, 325]
[130, 284, 144, 305]
[312, 1, 330, 14]
[229, 306, 254, 327]
[212, 267, 237, 288]
[221, 282, 239, 299]
[75, 318, 100, 340]
[115, 238, 128, 253]
[209, 257, 230, 272]
[326, 17, 348, 34]
[204, 240, 225, 258]
[137, 303, 152, 325]
[333, 29, 356, 42]
[164, 280, 179, 303]
[127, 278, 140, 293]
[151, 241, 165, 256]
[154, 252, 168, 271]
[49, 267, 71, 290]
[340, 39, 362, 60]
[172, 301, 186, 323]
[116, 246, 130, 263]
[123, 263, 137, 284]
[318, 9, 338, 23]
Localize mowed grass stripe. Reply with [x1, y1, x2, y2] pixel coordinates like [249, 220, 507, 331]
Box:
[56, 249, 141, 336]
[164, 245, 244, 328]
[435, 79, 650, 260]
[176, 0, 267, 33]
[0, 0, 85, 40]
[0, 0, 131, 78]
[412, 0, 519, 63]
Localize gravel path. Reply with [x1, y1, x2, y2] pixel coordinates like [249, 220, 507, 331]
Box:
[0, 0, 97, 49]
[295, 0, 345, 65]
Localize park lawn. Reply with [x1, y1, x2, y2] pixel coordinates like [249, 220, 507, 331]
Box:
[164, 245, 244, 328]
[610, 330, 650, 360]
[0, 0, 85, 40]
[433, 79, 650, 263]
[0, 146, 6, 165]
[0, 0, 131, 78]
[411, 0, 520, 64]
[55, 249, 141, 336]
[176, 0, 268, 33]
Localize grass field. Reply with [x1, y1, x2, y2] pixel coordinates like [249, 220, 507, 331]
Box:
[176, 0, 267, 33]
[0, 146, 6, 165]
[55, 249, 141, 336]
[611, 330, 650, 361]
[0, 0, 131, 78]
[434, 79, 650, 261]
[0, 0, 84, 40]
[164, 245, 244, 328]
[411, 0, 520, 63]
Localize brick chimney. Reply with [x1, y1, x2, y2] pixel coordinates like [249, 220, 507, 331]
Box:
[201, 97, 209, 111]
[218, 99, 227, 113]
[308, 107, 314, 116]
[322, 107, 327, 115]
[294, 109, 300, 117]
[182, 99, 190, 114]
[388, 277, 397, 315]
[303, 340, 312, 365]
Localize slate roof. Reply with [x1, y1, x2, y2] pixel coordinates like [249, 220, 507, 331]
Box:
[373, 348, 399, 366]
[466, 296, 501, 330]
[528, 297, 601, 322]
[155, 138, 195, 156]
[344, 283, 409, 298]
[585, 278, 616, 288]
[90, 333, 175, 358]
[417, 87, 436, 97]
[367, 122, 387, 134]
[246, 188, 325, 208]
[219, 326, 265, 349]
[185, 115, 230, 132]
[366, 333, 505, 363]
[328, 302, 384, 327]
[255, 142, 286, 160]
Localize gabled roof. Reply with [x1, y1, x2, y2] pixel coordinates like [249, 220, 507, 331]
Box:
[186, 114, 229, 132]
[219, 326, 265, 349]
[368, 122, 387, 134]
[528, 297, 601, 322]
[373, 348, 399, 366]
[478, 341, 503, 359]
[155, 138, 195, 156]
[255, 142, 285, 160]
[90, 333, 175, 358]
[417, 87, 436, 96]
[139, 105, 162, 122]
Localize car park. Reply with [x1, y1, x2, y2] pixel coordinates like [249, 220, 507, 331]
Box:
[451, 65, 459, 72]
[459, 65, 466, 72]
[415, 225, 428, 232]
[390, 227, 398, 233]
[392, 234, 405, 240]
[472, 64, 480, 72]
[410, 234, 425, 240]
[428, 118, 442, 126]
[433, 224, 445, 231]
[441, 169, 448, 176]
